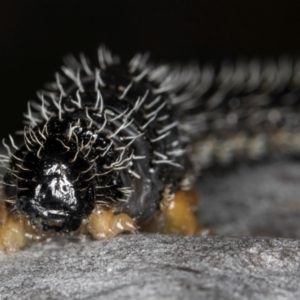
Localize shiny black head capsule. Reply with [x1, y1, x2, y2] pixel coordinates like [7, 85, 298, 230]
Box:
[5, 132, 95, 233]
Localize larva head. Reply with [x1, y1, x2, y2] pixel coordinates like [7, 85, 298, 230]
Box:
[4, 130, 95, 233]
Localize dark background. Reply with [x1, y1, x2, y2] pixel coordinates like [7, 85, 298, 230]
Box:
[1, 0, 300, 140]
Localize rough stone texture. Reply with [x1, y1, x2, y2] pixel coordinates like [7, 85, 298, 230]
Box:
[1, 235, 300, 300]
[1, 159, 300, 299]
[199, 159, 300, 238]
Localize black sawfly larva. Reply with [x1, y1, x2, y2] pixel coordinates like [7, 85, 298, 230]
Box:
[1, 47, 300, 252]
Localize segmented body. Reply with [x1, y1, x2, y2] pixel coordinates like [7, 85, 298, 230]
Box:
[177, 57, 300, 171]
[2, 48, 300, 235]
[2, 48, 188, 232]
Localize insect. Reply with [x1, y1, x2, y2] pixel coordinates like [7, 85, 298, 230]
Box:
[0, 47, 299, 253]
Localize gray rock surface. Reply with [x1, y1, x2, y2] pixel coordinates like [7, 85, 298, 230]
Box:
[1, 159, 300, 300]
[199, 159, 300, 238]
[1, 235, 300, 300]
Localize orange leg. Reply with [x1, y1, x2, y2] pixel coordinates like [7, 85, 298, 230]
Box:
[0, 202, 48, 253]
[141, 187, 211, 236]
[87, 207, 137, 240]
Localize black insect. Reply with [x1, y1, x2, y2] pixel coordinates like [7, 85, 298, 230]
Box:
[1, 47, 300, 252]
[1, 47, 188, 233]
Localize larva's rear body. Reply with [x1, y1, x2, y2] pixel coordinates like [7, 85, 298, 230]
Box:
[0, 47, 300, 252]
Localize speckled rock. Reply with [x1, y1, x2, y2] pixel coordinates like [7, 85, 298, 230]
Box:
[1, 235, 300, 300]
